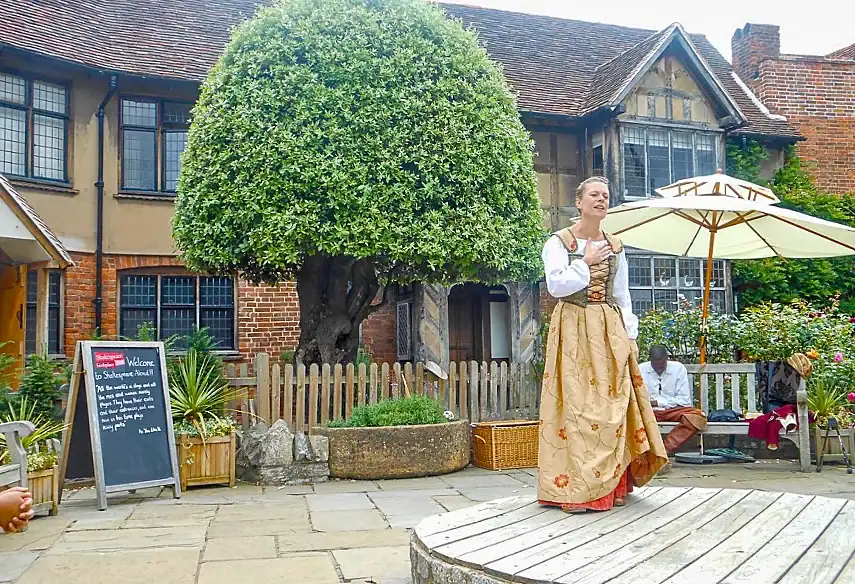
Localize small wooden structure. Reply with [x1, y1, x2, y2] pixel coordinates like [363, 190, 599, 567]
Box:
[412, 488, 855, 584]
[176, 433, 236, 490]
[0, 421, 34, 489]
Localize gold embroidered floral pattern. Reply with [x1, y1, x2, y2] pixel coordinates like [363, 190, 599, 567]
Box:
[631, 371, 645, 389]
[616, 424, 623, 438]
[634, 428, 647, 444]
[558, 428, 568, 440]
[554, 474, 570, 488]
[594, 470, 602, 478]
[591, 423, 600, 431]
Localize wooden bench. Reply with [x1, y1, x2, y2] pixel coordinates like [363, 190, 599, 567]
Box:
[0, 421, 35, 489]
[656, 364, 811, 472]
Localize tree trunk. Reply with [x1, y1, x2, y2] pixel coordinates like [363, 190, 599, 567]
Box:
[294, 254, 386, 366]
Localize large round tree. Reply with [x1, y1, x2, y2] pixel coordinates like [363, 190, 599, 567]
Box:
[174, 0, 545, 365]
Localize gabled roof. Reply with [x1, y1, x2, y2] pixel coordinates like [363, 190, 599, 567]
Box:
[0, 0, 800, 140]
[827, 43, 855, 60]
[0, 174, 73, 268]
[583, 23, 745, 124]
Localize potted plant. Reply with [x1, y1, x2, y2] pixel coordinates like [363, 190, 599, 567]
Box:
[807, 378, 854, 459]
[314, 395, 469, 480]
[0, 397, 66, 516]
[169, 348, 242, 490]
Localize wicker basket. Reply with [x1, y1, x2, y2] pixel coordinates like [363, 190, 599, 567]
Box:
[471, 420, 540, 471]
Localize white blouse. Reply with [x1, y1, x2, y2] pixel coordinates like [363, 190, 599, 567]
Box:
[542, 235, 639, 340]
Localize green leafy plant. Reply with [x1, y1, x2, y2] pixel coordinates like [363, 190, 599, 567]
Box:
[169, 350, 242, 437]
[173, 417, 236, 439]
[173, 0, 546, 366]
[0, 396, 67, 472]
[18, 354, 64, 421]
[328, 395, 448, 428]
[637, 297, 737, 364]
[807, 377, 849, 428]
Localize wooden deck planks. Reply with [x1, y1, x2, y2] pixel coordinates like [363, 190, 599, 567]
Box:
[660, 492, 814, 584]
[720, 495, 847, 584]
[606, 490, 782, 584]
[486, 488, 686, 577]
[522, 489, 721, 582]
[777, 500, 855, 584]
[557, 489, 750, 584]
[413, 488, 855, 584]
[452, 488, 661, 566]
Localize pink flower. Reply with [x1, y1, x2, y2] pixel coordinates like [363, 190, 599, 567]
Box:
[850, 316, 855, 324]
[848, 392, 855, 403]
[835, 352, 844, 363]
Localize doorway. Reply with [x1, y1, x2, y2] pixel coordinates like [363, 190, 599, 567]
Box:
[448, 284, 512, 364]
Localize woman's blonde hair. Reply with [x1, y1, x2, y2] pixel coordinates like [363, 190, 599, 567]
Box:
[575, 176, 609, 202]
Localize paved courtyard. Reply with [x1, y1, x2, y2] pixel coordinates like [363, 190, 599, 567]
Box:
[2, 461, 854, 583]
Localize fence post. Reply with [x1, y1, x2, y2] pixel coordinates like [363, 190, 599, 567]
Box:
[284, 364, 294, 429]
[255, 353, 271, 425]
[271, 363, 281, 423]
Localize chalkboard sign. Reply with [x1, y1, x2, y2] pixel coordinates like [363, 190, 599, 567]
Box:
[58, 341, 181, 509]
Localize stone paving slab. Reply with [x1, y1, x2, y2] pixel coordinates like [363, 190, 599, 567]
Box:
[333, 545, 411, 581]
[197, 555, 339, 584]
[307, 492, 375, 512]
[17, 548, 200, 584]
[46, 526, 207, 555]
[202, 536, 277, 561]
[277, 529, 410, 553]
[207, 517, 311, 538]
[311, 509, 388, 532]
[0, 551, 38, 583]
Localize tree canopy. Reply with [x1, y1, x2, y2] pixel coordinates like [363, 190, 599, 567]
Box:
[173, 0, 545, 363]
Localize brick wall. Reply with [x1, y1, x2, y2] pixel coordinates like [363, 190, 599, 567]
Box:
[63, 252, 300, 362]
[362, 303, 397, 364]
[733, 24, 855, 194]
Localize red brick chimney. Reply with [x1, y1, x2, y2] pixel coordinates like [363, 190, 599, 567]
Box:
[732, 23, 780, 88]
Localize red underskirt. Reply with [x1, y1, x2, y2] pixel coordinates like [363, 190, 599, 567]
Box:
[538, 467, 634, 512]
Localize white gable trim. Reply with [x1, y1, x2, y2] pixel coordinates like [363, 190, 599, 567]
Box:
[730, 71, 788, 122]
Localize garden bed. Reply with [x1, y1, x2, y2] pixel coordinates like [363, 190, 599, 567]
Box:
[313, 419, 470, 479]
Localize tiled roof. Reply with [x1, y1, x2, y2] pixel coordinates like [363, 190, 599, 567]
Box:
[0, 174, 73, 267]
[0, 0, 799, 139]
[827, 43, 855, 60]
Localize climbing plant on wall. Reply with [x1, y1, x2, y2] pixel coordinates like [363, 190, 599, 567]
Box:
[727, 139, 855, 313]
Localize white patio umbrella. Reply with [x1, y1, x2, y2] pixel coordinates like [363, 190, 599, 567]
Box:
[601, 173, 855, 363]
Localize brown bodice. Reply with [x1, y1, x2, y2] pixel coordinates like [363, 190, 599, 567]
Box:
[553, 228, 623, 307]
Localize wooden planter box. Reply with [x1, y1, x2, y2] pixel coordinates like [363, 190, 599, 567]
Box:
[176, 433, 236, 490]
[28, 465, 59, 516]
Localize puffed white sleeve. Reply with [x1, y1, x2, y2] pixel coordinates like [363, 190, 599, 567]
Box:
[542, 235, 590, 298]
[613, 250, 639, 340]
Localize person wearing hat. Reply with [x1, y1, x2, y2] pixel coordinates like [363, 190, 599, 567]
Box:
[640, 345, 708, 457]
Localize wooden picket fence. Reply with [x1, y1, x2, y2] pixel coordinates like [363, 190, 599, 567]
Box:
[225, 353, 540, 434]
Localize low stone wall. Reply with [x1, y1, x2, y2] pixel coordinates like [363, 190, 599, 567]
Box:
[236, 420, 330, 485]
[314, 420, 471, 480]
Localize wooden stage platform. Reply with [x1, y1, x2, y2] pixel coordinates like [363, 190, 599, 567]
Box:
[411, 486, 855, 584]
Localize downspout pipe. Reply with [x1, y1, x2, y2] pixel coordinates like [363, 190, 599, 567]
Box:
[94, 75, 117, 336]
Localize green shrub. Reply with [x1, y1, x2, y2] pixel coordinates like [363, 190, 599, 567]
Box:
[637, 298, 737, 364]
[18, 354, 63, 421]
[169, 349, 242, 435]
[328, 395, 448, 428]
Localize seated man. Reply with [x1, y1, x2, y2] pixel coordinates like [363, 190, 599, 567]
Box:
[640, 345, 707, 454]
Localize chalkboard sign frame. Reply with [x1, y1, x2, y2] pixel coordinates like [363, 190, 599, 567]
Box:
[58, 341, 181, 510]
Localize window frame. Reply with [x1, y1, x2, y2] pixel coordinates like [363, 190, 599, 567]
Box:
[119, 96, 192, 195]
[0, 69, 70, 184]
[117, 272, 238, 352]
[625, 253, 732, 315]
[619, 122, 722, 200]
[25, 268, 64, 358]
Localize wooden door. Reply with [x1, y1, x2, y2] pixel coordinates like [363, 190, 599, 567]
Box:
[448, 284, 486, 363]
[0, 265, 25, 384]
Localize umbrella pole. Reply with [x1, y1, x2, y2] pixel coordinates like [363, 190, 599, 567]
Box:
[700, 229, 717, 365]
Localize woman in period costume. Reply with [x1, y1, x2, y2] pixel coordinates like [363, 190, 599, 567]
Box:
[538, 176, 669, 512]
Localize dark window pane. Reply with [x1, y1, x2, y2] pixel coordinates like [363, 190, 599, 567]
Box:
[48, 272, 62, 354]
[48, 307, 61, 355]
[163, 102, 192, 125]
[0, 105, 26, 176]
[121, 308, 157, 340]
[678, 259, 701, 288]
[654, 289, 678, 311]
[592, 145, 604, 176]
[647, 130, 670, 193]
[703, 260, 726, 288]
[631, 289, 653, 315]
[627, 256, 651, 287]
[122, 129, 157, 190]
[26, 270, 38, 304]
[163, 131, 188, 191]
[25, 306, 37, 355]
[671, 132, 694, 181]
[710, 290, 728, 314]
[623, 127, 645, 197]
[200, 277, 233, 307]
[161, 308, 195, 346]
[696, 133, 717, 175]
[121, 275, 157, 307]
[122, 99, 157, 128]
[200, 309, 234, 350]
[653, 258, 677, 288]
[33, 81, 66, 115]
[33, 114, 66, 181]
[161, 276, 196, 306]
[0, 73, 26, 105]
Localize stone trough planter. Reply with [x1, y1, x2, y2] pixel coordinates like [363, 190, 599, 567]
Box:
[313, 419, 470, 480]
